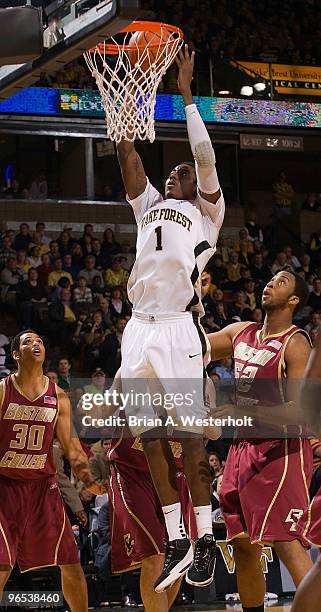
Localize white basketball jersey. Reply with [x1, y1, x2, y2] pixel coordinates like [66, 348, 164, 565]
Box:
[128, 179, 225, 314]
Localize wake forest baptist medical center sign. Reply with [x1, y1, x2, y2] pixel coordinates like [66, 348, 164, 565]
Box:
[233, 61, 321, 96]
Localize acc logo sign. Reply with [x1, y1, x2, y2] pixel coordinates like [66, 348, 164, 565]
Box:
[285, 509, 303, 532]
[216, 541, 273, 574]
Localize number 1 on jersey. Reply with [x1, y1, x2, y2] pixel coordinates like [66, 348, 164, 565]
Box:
[155, 226, 163, 251]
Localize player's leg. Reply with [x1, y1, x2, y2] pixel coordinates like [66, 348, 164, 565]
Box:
[291, 555, 321, 612]
[140, 554, 181, 612]
[233, 538, 265, 611]
[181, 435, 216, 587]
[0, 566, 11, 590]
[59, 563, 88, 612]
[274, 539, 313, 586]
[142, 437, 193, 593]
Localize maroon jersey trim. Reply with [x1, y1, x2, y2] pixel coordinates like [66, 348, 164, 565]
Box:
[232, 321, 255, 345]
[11, 374, 50, 403]
[0, 518, 12, 566]
[0, 381, 5, 418]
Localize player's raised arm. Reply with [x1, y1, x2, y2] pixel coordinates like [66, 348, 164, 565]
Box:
[55, 387, 100, 493]
[177, 45, 221, 205]
[116, 139, 147, 200]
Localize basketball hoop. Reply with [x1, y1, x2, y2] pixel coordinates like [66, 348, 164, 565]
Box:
[84, 21, 184, 143]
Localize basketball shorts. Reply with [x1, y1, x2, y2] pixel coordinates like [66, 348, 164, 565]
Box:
[0, 475, 79, 572]
[120, 311, 210, 436]
[108, 462, 197, 573]
[220, 438, 313, 545]
[297, 484, 321, 547]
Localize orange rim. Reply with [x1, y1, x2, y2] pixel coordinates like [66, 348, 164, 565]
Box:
[87, 21, 184, 55]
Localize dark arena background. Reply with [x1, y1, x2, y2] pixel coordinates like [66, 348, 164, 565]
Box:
[0, 0, 321, 611]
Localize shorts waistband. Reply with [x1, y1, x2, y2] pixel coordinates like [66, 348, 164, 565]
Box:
[132, 311, 196, 323]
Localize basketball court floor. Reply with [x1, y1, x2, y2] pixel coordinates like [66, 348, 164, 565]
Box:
[91, 603, 292, 611]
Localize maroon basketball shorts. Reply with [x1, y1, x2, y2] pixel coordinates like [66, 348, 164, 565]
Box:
[220, 438, 313, 545]
[108, 463, 197, 573]
[0, 475, 79, 572]
[297, 483, 321, 547]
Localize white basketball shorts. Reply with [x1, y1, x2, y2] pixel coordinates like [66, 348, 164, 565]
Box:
[120, 311, 211, 435]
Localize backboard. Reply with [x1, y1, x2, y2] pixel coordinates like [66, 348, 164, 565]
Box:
[0, 0, 139, 100]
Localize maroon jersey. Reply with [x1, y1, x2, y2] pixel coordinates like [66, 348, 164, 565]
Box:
[0, 375, 58, 480]
[233, 322, 310, 437]
[109, 417, 184, 471]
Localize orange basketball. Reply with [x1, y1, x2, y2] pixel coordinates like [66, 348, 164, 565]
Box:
[127, 28, 172, 72]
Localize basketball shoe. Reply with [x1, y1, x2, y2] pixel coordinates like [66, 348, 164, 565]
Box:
[154, 538, 193, 593]
[185, 533, 216, 586]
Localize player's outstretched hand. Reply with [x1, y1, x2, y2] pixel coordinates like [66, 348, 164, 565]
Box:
[176, 44, 195, 96]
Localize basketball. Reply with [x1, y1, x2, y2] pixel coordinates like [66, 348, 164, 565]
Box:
[127, 28, 172, 72]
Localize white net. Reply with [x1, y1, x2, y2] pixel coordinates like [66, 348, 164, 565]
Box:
[84, 23, 183, 143]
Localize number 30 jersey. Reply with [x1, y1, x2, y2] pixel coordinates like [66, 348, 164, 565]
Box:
[127, 179, 225, 315]
[0, 375, 58, 479]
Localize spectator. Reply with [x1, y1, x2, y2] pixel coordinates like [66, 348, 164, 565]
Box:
[0, 235, 16, 270]
[29, 231, 50, 257]
[225, 251, 242, 287]
[283, 245, 300, 270]
[208, 254, 227, 286]
[16, 249, 29, 278]
[305, 311, 321, 335]
[3, 178, 21, 198]
[0, 256, 23, 306]
[272, 170, 294, 216]
[71, 310, 89, 355]
[250, 253, 272, 285]
[13, 223, 32, 252]
[63, 253, 79, 281]
[57, 357, 72, 390]
[115, 241, 136, 272]
[309, 229, 321, 267]
[48, 258, 73, 288]
[211, 357, 233, 381]
[35, 221, 50, 245]
[71, 243, 84, 267]
[302, 192, 319, 212]
[300, 253, 312, 280]
[48, 240, 61, 263]
[89, 438, 110, 486]
[232, 290, 252, 321]
[37, 252, 53, 285]
[79, 255, 104, 285]
[58, 230, 74, 258]
[46, 370, 59, 384]
[244, 210, 263, 243]
[308, 277, 321, 311]
[30, 171, 48, 199]
[251, 307, 264, 325]
[91, 238, 107, 270]
[27, 246, 42, 268]
[84, 310, 108, 371]
[91, 275, 108, 300]
[20, 267, 48, 329]
[73, 276, 93, 305]
[109, 286, 131, 322]
[244, 278, 257, 311]
[271, 251, 288, 275]
[101, 228, 121, 259]
[99, 317, 127, 376]
[213, 302, 232, 330]
[104, 257, 129, 290]
[97, 296, 112, 327]
[78, 223, 94, 253]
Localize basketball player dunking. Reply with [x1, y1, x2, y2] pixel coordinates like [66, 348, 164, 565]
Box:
[291, 329, 321, 612]
[0, 330, 99, 612]
[207, 271, 314, 612]
[116, 45, 225, 592]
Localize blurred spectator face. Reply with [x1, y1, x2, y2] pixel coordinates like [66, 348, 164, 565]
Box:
[91, 369, 106, 389]
[313, 278, 321, 293]
[60, 231, 69, 245]
[301, 254, 310, 266]
[61, 288, 71, 302]
[284, 246, 292, 258]
[92, 239, 101, 253]
[47, 370, 58, 384]
[98, 297, 109, 312]
[72, 244, 82, 257]
[93, 310, 103, 325]
[111, 288, 122, 300]
[54, 258, 63, 271]
[58, 358, 71, 375]
[7, 257, 17, 271]
[235, 290, 246, 304]
[2, 236, 12, 250]
[213, 255, 223, 267]
[245, 279, 255, 292]
[115, 318, 127, 333]
[239, 228, 248, 240]
[216, 302, 225, 315]
[311, 312, 321, 327]
[78, 311, 87, 323]
[252, 308, 263, 324]
[253, 240, 262, 253]
[310, 328, 319, 346]
[64, 254, 72, 266]
[50, 241, 59, 255]
[28, 268, 38, 282]
[6, 230, 14, 243]
[41, 253, 51, 266]
[92, 275, 102, 288]
[85, 256, 95, 270]
[253, 253, 263, 267]
[208, 453, 221, 473]
[121, 241, 131, 253]
[78, 276, 87, 288]
[230, 251, 239, 264]
[19, 223, 29, 236]
[30, 246, 40, 259]
[84, 224, 93, 236]
[112, 258, 122, 271]
[36, 222, 45, 234]
[17, 250, 27, 263]
[102, 439, 111, 453]
[104, 228, 114, 242]
[214, 288, 224, 302]
[276, 252, 287, 266]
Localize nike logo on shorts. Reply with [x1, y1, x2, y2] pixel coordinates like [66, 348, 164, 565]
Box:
[189, 353, 201, 358]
